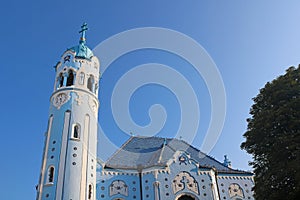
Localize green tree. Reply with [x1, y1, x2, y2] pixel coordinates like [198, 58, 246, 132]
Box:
[241, 66, 300, 200]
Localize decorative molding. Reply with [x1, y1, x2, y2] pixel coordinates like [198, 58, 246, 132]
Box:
[74, 92, 84, 106]
[52, 92, 70, 109]
[153, 181, 160, 187]
[88, 96, 98, 116]
[93, 61, 98, 69]
[92, 56, 100, 70]
[153, 181, 160, 200]
[228, 183, 244, 198]
[153, 170, 158, 179]
[109, 180, 128, 197]
[172, 171, 199, 195]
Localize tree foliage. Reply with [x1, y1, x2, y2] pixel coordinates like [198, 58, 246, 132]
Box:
[241, 66, 300, 199]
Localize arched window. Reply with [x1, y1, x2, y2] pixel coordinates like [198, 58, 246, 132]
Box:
[73, 124, 80, 139]
[47, 166, 55, 184]
[66, 70, 75, 86]
[87, 75, 95, 93]
[88, 184, 93, 200]
[58, 73, 64, 88]
[79, 72, 85, 85]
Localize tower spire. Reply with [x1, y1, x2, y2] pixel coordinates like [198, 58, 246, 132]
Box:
[36, 23, 100, 200]
[79, 22, 88, 44]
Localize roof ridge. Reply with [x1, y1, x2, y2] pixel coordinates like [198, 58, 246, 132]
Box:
[157, 147, 164, 163]
[142, 137, 169, 165]
[148, 147, 163, 165]
[165, 138, 182, 152]
[160, 143, 178, 164]
[157, 139, 168, 163]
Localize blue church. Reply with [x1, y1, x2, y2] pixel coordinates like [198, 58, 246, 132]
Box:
[36, 24, 255, 200]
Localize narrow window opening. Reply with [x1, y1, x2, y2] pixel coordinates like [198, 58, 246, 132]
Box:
[88, 184, 93, 200]
[87, 75, 95, 93]
[73, 124, 80, 139]
[66, 70, 75, 86]
[95, 83, 99, 94]
[58, 73, 64, 88]
[47, 166, 55, 184]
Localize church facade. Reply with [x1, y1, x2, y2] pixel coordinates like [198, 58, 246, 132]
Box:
[36, 24, 255, 200]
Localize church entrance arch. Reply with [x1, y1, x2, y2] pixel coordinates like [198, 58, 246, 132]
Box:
[176, 193, 198, 200]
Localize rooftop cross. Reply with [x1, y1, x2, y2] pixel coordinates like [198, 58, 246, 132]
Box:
[79, 22, 88, 44]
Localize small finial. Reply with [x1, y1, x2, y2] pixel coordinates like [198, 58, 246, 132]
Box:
[130, 132, 135, 137]
[79, 22, 88, 44]
[223, 155, 232, 168]
[163, 138, 167, 146]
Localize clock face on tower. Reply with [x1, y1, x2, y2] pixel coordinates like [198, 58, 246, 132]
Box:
[53, 93, 69, 109]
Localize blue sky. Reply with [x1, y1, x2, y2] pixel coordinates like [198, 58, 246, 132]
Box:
[1, 1, 300, 199]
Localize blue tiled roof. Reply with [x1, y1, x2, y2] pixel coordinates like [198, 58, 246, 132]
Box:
[104, 136, 250, 174]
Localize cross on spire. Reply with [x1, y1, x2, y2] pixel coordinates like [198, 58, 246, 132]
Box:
[79, 22, 88, 44]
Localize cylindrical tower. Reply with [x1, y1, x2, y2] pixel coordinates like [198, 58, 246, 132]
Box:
[37, 23, 100, 200]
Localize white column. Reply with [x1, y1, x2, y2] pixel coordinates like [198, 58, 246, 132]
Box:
[56, 111, 71, 200]
[153, 181, 160, 200]
[37, 116, 53, 200]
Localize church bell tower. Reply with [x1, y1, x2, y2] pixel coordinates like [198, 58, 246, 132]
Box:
[37, 23, 100, 200]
